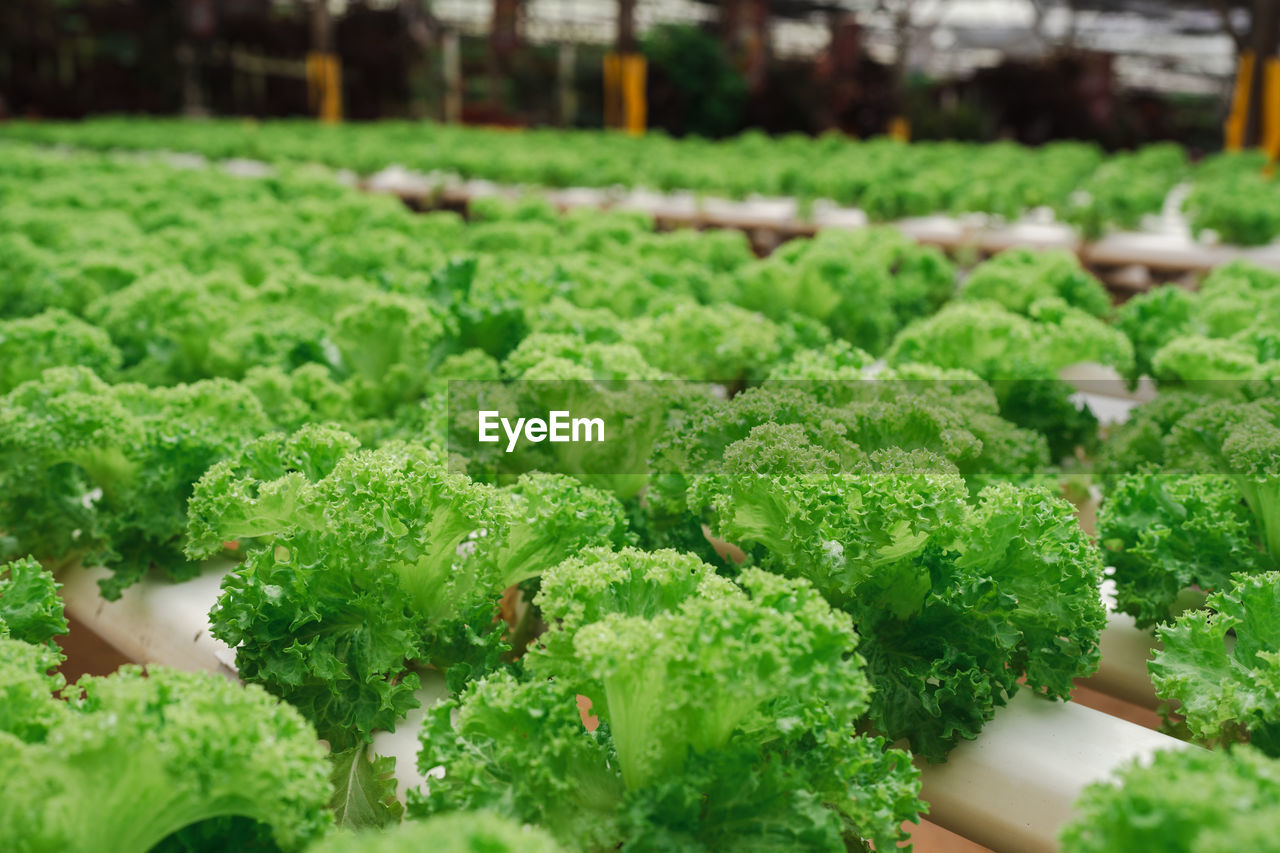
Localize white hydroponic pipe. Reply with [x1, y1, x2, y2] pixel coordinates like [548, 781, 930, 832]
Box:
[59, 563, 237, 679]
[376, 682, 1190, 853]
[372, 675, 448, 803]
[60, 565, 1191, 853]
[1082, 580, 1212, 711]
[80, 146, 1280, 268]
[1088, 611, 1161, 709]
[918, 689, 1190, 853]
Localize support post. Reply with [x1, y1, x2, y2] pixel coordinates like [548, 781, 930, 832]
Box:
[1265, 57, 1280, 171]
[606, 0, 643, 133]
[442, 29, 462, 123]
[618, 0, 636, 54]
[1226, 51, 1256, 151]
[622, 53, 646, 135]
[558, 42, 578, 127]
[306, 0, 342, 123]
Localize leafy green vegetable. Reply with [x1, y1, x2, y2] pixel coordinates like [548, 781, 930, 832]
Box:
[1117, 262, 1280, 384]
[1061, 746, 1280, 853]
[1171, 397, 1280, 559]
[0, 137, 1166, 850]
[0, 119, 1143, 235]
[889, 297, 1133, 377]
[617, 297, 802, 383]
[205, 439, 499, 749]
[328, 744, 404, 830]
[1185, 153, 1280, 245]
[887, 297, 1132, 457]
[240, 364, 355, 433]
[310, 812, 563, 853]
[1151, 335, 1276, 389]
[479, 472, 632, 591]
[0, 367, 271, 596]
[0, 308, 122, 394]
[198, 432, 627, 749]
[0, 560, 331, 853]
[1063, 143, 1187, 239]
[185, 424, 362, 561]
[644, 378, 1048, 562]
[0, 555, 68, 647]
[1098, 471, 1271, 628]
[330, 290, 454, 416]
[494, 335, 698, 499]
[1115, 285, 1198, 383]
[412, 547, 922, 852]
[0, 651, 333, 853]
[1150, 571, 1280, 754]
[1097, 391, 1280, 635]
[725, 227, 954, 354]
[1094, 390, 1215, 487]
[689, 428, 1105, 759]
[960, 248, 1112, 318]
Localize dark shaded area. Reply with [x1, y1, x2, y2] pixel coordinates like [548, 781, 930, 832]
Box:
[912, 55, 1220, 150]
[152, 817, 282, 853]
[56, 615, 131, 680]
[0, 0, 1226, 149]
[644, 23, 747, 137]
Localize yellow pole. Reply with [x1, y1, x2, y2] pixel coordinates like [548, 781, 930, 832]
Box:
[603, 52, 621, 129]
[622, 53, 646, 136]
[1265, 56, 1280, 174]
[888, 116, 911, 142]
[321, 53, 342, 123]
[1225, 50, 1255, 152]
[306, 51, 342, 123]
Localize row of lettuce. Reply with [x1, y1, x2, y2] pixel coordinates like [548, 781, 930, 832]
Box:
[6, 117, 1280, 244]
[0, 140, 1276, 852]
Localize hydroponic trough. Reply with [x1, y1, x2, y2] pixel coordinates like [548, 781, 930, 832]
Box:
[59, 554, 1188, 853]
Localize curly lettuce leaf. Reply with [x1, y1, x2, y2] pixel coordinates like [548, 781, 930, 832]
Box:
[310, 812, 563, 853]
[1061, 746, 1280, 853]
[418, 550, 921, 851]
[1150, 571, 1280, 754]
[328, 743, 403, 830]
[0, 653, 332, 853]
[0, 555, 68, 647]
[1099, 472, 1269, 628]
